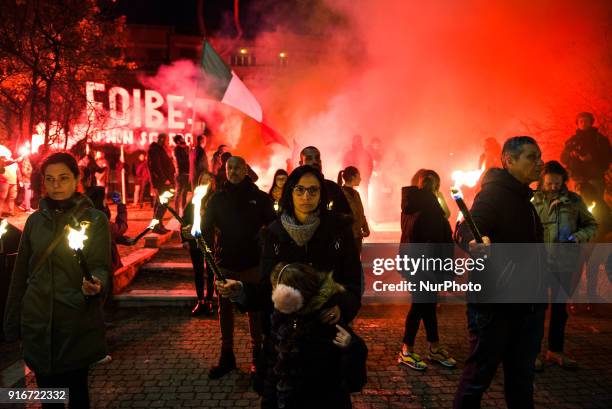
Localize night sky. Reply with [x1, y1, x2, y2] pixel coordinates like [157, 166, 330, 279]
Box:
[102, 0, 338, 38]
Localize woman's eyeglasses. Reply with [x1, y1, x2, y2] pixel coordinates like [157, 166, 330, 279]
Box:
[293, 185, 320, 197]
[44, 175, 73, 186]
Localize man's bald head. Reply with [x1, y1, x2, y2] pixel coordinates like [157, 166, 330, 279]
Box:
[299, 146, 322, 171]
[226, 156, 248, 184]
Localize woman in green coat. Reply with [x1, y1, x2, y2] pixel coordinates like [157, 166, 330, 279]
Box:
[532, 160, 597, 370]
[4, 152, 111, 409]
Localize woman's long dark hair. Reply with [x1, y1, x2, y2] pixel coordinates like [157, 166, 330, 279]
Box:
[537, 160, 568, 191]
[411, 169, 440, 192]
[279, 165, 329, 217]
[337, 166, 359, 186]
[268, 169, 288, 196]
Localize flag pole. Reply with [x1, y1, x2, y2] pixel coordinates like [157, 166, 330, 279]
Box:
[120, 144, 126, 204]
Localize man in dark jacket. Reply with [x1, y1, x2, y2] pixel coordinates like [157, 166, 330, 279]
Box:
[561, 112, 611, 198]
[453, 136, 545, 409]
[300, 146, 352, 217]
[148, 133, 175, 234]
[203, 156, 276, 379]
[173, 134, 190, 215]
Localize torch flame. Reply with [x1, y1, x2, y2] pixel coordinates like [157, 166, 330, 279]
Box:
[18, 142, 31, 157]
[159, 190, 174, 205]
[67, 221, 90, 251]
[191, 184, 209, 237]
[327, 201, 334, 211]
[0, 219, 8, 239]
[148, 219, 160, 229]
[274, 202, 279, 212]
[450, 187, 463, 201]
[588, 201, 596, 213]
[451, 163, 486, 189]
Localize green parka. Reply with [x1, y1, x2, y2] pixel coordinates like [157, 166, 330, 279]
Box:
[3, 193, 111, 375]
[532, 188, 598, 271]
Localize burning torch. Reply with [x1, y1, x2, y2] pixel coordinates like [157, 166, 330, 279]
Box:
[0, 219, 8, 253]
[128, 219, 160, 245]
[159, 190, 185, 226]
[190, 184, 227, 283]
[450, 187, 484, 244]
[66, 221, 94, 282]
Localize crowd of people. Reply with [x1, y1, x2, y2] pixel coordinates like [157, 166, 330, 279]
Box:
[1, 111, 611, 408]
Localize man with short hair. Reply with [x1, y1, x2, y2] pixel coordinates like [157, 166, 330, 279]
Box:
[203, 156, 276, 379]
[299, 146, 352, 216]
[454, 136, 546, 409]
[148, 133, 175, 234]
[561, 112, 611, 197]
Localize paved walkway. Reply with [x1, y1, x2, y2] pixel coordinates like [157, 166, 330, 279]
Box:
[3, 203, 611, 408]
[2, 304, 611, 408]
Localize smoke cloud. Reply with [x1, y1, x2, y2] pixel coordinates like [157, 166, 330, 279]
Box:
[140, 0, 612, 223]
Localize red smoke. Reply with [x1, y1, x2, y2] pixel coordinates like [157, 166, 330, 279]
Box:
[141, 0, 612, 224]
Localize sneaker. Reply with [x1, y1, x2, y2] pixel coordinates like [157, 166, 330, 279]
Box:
[546, 351, 578, 370]
[191, 300, 212, 316]
[534, 355, 544, 372]
[398, 350, 428, 371]
[428, 346, 457, 368]
[208, 350, 237, 379]
[94, 355, 112, 365]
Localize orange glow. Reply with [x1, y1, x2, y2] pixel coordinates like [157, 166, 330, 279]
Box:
[451, 163, 486, 189]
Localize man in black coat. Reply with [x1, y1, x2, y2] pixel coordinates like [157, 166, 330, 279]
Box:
[173, 134, 190, 215]
[453, 136, 545, 409]
[147, 133, 175, 234]
[299, 146, 352, 217]
[561, 112, 611, 198]
[203, 156, 276, 379]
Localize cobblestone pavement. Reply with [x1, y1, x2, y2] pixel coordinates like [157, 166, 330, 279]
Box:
[3, 304, 611, 409]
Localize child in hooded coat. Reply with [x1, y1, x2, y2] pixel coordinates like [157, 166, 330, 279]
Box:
[263, 262, 366, 409]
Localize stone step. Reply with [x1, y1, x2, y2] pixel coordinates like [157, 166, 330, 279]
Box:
[114, 289, 197, 307]
[112, 248, 159, 294]
[140, 262, 193, 272]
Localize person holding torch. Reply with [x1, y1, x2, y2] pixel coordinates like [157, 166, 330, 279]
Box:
[453, 136, 545, 409]
[3, 152, 111, 409]
[203, 156, 276, 380]
[181, 170, 216, 316]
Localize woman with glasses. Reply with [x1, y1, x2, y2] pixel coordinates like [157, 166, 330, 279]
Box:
[4, 152, 111, 409]
[216, 165, 362, 408]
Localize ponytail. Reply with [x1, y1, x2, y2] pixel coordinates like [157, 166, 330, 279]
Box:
[338, 166, 359, 186]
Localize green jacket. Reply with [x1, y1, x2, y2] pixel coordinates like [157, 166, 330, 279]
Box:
[532, 188, 597, 270]
[3, 194, 111, 375]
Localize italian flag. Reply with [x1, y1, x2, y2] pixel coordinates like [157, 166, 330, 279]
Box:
[200, 41, 288, 147]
